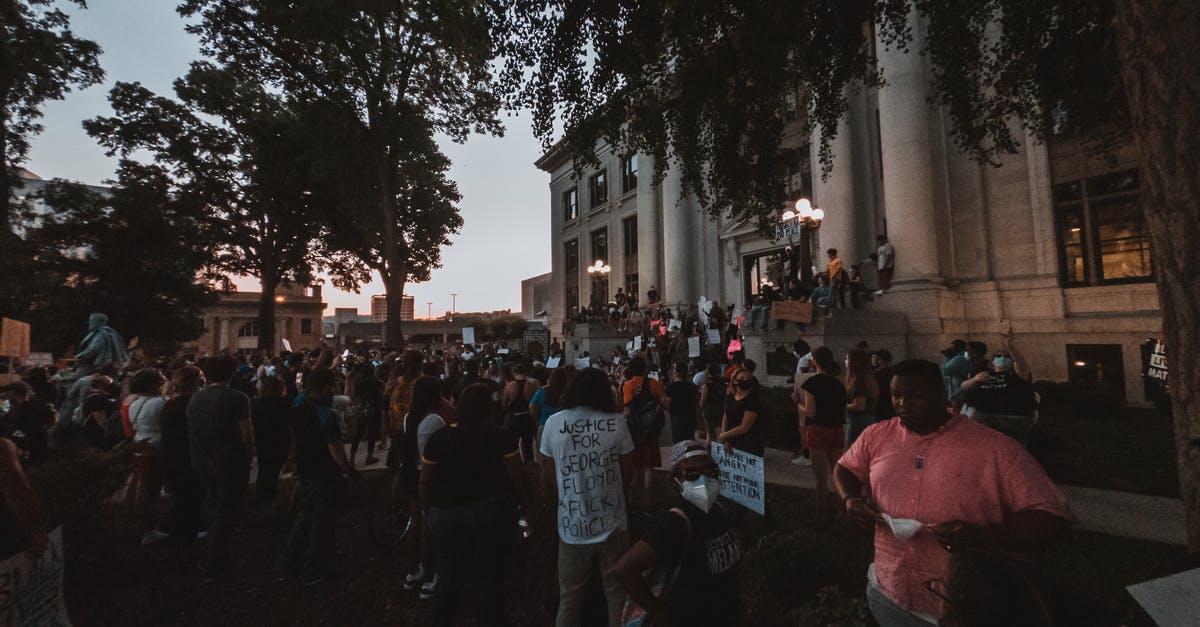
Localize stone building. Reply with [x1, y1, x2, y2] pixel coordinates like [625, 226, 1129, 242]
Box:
[536, 13, 1158, 402]
[191, 283, 326, 356]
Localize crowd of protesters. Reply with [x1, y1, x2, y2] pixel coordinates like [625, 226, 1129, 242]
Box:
[0, 295, 1072, 627]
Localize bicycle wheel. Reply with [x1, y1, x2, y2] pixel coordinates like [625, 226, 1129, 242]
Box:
[366, 473, 413, 550]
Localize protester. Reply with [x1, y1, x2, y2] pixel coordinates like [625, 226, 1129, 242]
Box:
[251, 376, 291, 503]
[421, 382, 531, 627]
[961, 334, 1037, 446]
[941, 339, 971, 401]
[401, 375, 445, 598]
[0, 435, 48, 560]
[128, 368, 169, 545]
[620, 356, 669, 507]
[187, 355, 253, 575]
[80, 392, 122, 450]
[872, 349, 896, 424]
[718, 371, 764, 457]
[386, 350, 424, 459]
[613, 440, 742, 625]
[161, 365, 206, 544]
[790, 340, 815, 466]
[844, 349, 880, 447]
[697, 362, 726, 441]
[347, 361, 382, 466]
[825, 248, 846, 308]
[873, 234, 895, 295]
[0, 381, 55, 464]
[528, 366, 575, 463]
[540, 367, 635, 627]
[836, 359, 1072, 625]
[501, 363, 539, 463]
[665, 362, 699, 443]
[281, 369, 355, 585]
[799, 347, 847, 523]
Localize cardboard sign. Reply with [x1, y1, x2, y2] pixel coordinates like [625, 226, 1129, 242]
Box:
[0, 318, 31, 359]
[687, 337, 701, 358]
[462, 327, 476, 346]
[0, 526, 71, 626]
[546, 356, 562, 369]
[574, 357, 591, 370]
[770, 301, 813, 323]
[710, 443, 766, 515]
[633, 336, 642, 351]
[706, 329, 721, 345]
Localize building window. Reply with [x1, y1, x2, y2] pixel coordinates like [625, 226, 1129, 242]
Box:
[564, 239, 579, 313]
[622, 216, 638, 300]
[301, 318, 313, 334]
[783, 147, 813, 200]
[589, 171, 608, 208]
[237, 321, 260, 337]
[1054, 169, 1152, 286]
[562, 187, 578, 222]
[1067, 344, 1126, 398]
[621, 155, 638, 194]
[589, 228, 609, 304]
[742, 250, 788, 306]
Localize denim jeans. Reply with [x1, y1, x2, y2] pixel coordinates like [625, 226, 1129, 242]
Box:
[282, 476, 345, 578]
[429, 496, 517, 627]
[846, 410, 876, 448]
[556, 529, 629, 627]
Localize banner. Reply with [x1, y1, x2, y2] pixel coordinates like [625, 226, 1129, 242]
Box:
[0, 526, 71, 627]
[710, 443, 765, 515]
[770, 301, 813, 323]
[462, 327, 476, 346]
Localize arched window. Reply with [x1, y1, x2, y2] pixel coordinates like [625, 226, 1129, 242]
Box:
[237, 321, 260, 337]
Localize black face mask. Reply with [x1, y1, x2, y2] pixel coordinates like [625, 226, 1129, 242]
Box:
[736, 381, 752, 390]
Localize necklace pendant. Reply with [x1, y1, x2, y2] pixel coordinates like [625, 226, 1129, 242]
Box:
[915, 455, 924, 469]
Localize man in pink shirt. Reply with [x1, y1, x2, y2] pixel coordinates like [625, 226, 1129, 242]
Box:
[835, 359, 1072, 625]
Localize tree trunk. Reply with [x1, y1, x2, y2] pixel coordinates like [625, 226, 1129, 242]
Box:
[384, 271, 407, 350]
[1115, 0, 1200, 554]
[257, 276, 278, 352]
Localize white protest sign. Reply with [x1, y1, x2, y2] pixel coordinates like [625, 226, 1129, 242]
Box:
[706, 329, 721, 345]
[497, 348, 510, 355]
[647, 371, 659, 381]
[626, 341, 634, 352]
[633, 336, 642, 351]
[0, 526, 71, 627]
[462, 327, 476, 346]
[25, 353, 54, 367]
[688, 337, 701, 358]
[668, 319, 681, 332]
[1128, 567, 1200, 627]
[281, 338, 292, 353]
[574, 357, 591, 369]
[546, 356, 562, 369]
[710, 442, 766, 515]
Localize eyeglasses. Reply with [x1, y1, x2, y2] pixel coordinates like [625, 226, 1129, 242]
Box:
[675, 466, 720, 481]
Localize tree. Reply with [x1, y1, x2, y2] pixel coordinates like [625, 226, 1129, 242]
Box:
[178, 0, 513, 346]
[84, 67, 369, 351]
[503, 1, 1200, 552]
[24, 162, 217, 356]
[0, 0, 103, 315]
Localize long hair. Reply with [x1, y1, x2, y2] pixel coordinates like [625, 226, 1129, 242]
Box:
[405, 375, 441, 434]
[563, 367, 619, 413]
[166, 366, 204, 399]
[812, 346, 841, 377]
[456, 383, 494, 430]
[129, 368, 166, 396]
[545, 366, 577, 407]
[844, 349, 879, 402]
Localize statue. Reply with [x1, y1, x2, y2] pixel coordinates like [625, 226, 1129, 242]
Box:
[74, 313, 128, 372]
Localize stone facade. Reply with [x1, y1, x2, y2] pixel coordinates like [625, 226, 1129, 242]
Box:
[536, 12, 1160, 403]
[190, 283, 326, 356]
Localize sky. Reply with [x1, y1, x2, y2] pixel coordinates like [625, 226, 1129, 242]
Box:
[24, 0, 551, 318]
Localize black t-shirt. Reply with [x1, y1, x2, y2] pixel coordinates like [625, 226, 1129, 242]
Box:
[666, 381, 698, 420]
[723, 390, 763, 455]
[422, 425, 518, 509]
[801, 373, 848, 429]
[160, 396, 192, 475]
[186, 384, 251, 472]
[641, 503, 741, 624]
[290, 401, 345, 480]
[252, 396, 292, 459]
[874, 366, 896, 421]
[965, 370, 1036, 415]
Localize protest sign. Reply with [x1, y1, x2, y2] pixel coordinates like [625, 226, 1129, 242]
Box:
[0, 318, 31, 360]
[771, 301, 813, 323]
[1128, 567, 1200, 627]
[668, 319, 681, 332]
[706, 329, 721, 345]
[0, 526, 71, 627]
[574, 357, 591, 370]
[1145, 339, 1167, 382]
[546, 356, 562, 369]
[626, 341, 634, 352]
[633, 336, 642, 351]
[497, 348, 510, 355]
[687, 337, 701, 358]
[25, 353, 54, 367]
[710, 443, 765, 515]
[281, 338, 292, 353]
[462, 327, 476, 346]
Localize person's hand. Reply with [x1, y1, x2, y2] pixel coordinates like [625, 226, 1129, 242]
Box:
[25, 531, 49, 559]
[931, 520, 992, 552]
[843, 496, 884, 526]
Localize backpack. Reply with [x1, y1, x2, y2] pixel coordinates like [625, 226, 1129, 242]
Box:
[627, 378, 666, 442]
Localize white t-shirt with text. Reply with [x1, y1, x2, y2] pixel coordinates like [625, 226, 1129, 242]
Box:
[539, 407, 635, 545]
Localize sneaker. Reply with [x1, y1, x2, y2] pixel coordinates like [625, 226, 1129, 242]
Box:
[403, 565, 426, 591]
[141, 529, 170, 545]
[873, 289, 885, 296]
[419, 574, 438, 601]
[790, 455, 811, 467]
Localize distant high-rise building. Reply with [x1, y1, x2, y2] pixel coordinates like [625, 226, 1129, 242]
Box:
[372, 294, 415, 321]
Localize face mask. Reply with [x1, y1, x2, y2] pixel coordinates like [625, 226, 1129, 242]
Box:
[993, 356, 1014, 371]
[680, 475, 721, 513]
[0, 399, 9, 414]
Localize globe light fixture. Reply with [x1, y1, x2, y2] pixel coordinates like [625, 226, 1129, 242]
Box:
[587, 259, 612, 275]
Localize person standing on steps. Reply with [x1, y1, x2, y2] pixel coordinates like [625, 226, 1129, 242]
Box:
[873, 235, 895, 295]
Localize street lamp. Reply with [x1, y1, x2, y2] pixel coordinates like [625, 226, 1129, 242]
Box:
[586, 259, 611, 307]
[780, 197, 826, 282]
[450, 293, 458, 313]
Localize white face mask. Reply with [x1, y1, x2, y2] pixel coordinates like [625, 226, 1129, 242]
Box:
[0, 399, 9, 414]
[680, 475, 721, 513]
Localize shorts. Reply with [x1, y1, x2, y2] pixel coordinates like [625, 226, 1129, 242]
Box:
[806, 425, 846, 453]
[631, 438, 662, 471]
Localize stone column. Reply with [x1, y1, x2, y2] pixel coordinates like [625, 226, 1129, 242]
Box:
[660, 158, 698, 308]
[876, 8, 942, 283]
[635, 153, 660, 302]
[218, 317, 231, 351]
[811, 86, 868, 271]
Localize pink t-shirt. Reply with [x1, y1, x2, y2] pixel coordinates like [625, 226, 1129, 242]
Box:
[838, 415, 1073, 620]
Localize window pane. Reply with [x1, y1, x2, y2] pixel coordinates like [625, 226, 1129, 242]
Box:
[1057, 208, 1087, 284]
[1093, 195, 1152, 281]
[1053, 181, 1082, 204]
[1087, 169, 1138, 197]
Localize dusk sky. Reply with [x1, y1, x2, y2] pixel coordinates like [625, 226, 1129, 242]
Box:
[24, 0, 551, 318]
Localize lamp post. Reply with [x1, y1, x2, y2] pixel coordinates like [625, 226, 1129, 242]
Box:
[586, 259, 612, 308]
[450, 293, 458, 313]
[779, 198, 825, 282]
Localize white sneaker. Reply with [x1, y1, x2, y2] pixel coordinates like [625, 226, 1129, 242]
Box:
[141, 529, 169, 545]
[790, 455, 811, 466]
[419, 574, 438, 600]
[404, 565, 426, 591]
[873, 289, 885, 296]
